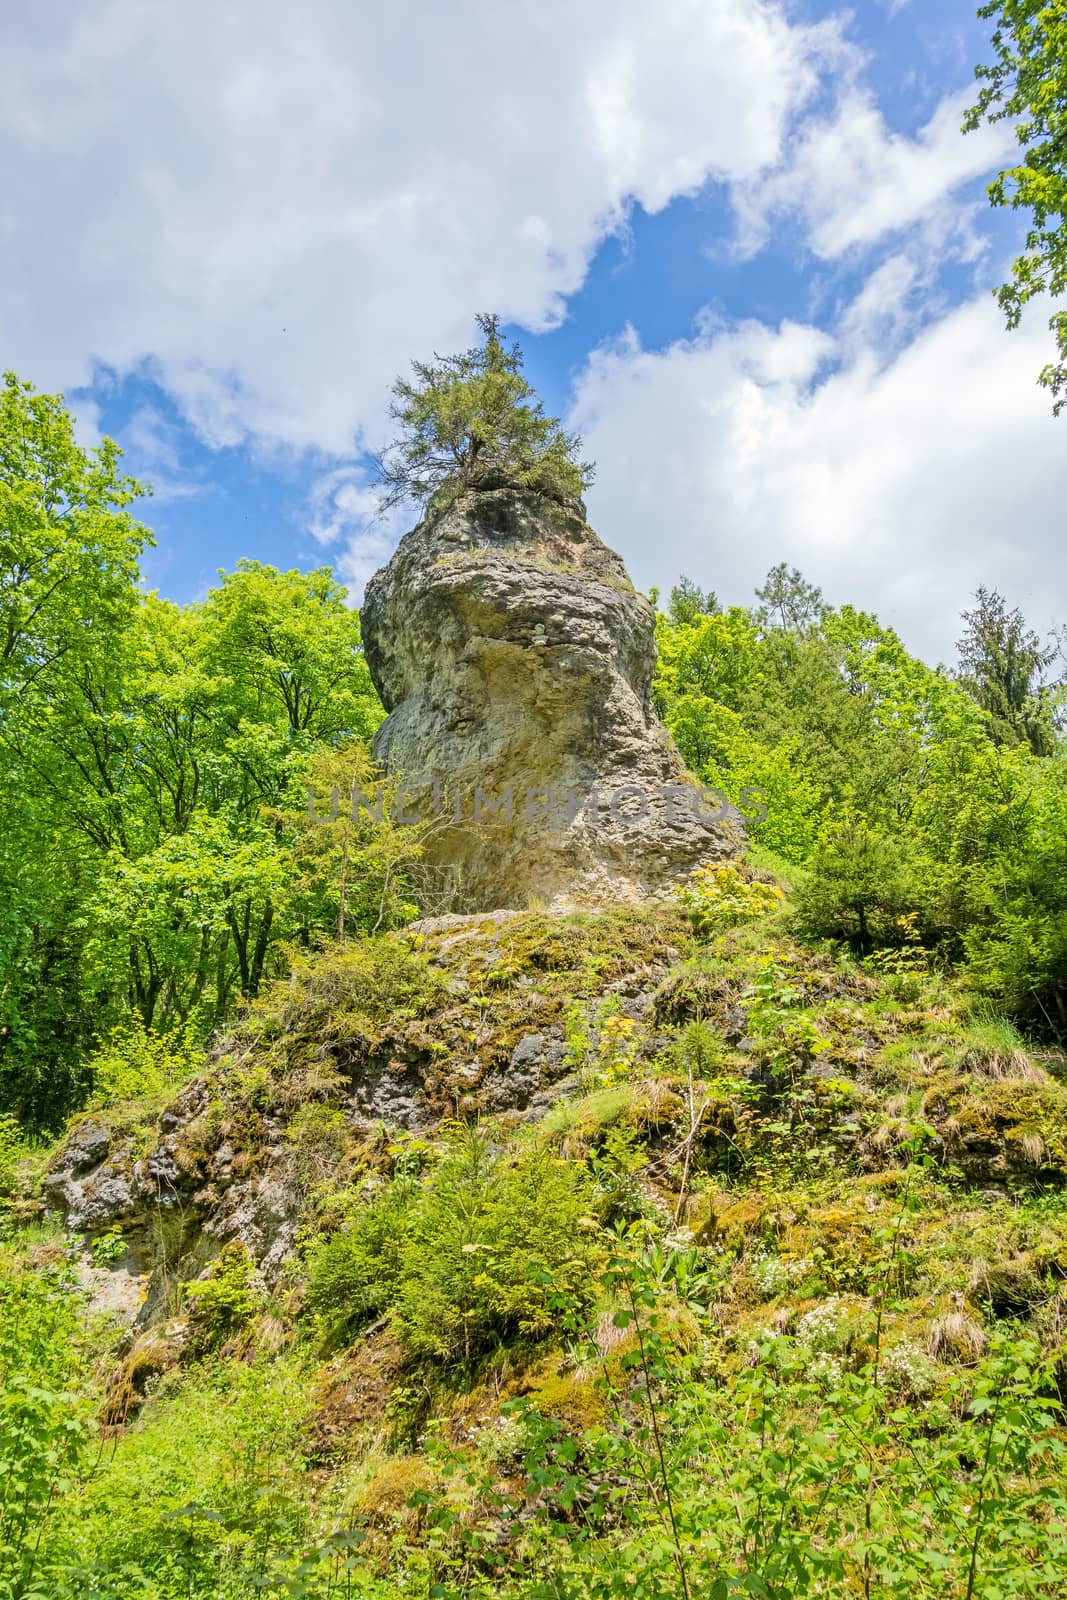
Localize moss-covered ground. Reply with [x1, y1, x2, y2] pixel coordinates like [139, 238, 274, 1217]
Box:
[3, 875, 1067, 1597]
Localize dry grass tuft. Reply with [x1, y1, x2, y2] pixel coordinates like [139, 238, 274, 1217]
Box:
[591, 1307, 630, 1360]
[964, 1046, 1047, 1084]
[927, 1295, 987, 1365]
[1015, 1129, 1047, 1166]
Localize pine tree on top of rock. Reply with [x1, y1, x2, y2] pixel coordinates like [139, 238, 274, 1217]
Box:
[374, 313, 595, 515]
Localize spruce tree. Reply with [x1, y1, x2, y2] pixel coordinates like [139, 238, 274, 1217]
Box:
[375, 313, 594, 513]
[956, 585, 1061, 755]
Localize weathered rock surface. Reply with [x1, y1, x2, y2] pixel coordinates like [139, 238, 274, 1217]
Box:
[361, 487, 742, 911]
[42, 908, 686, 1306]
[43, 1119, 134, 1232]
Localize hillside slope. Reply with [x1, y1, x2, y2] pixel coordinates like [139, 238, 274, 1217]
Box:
[4, 870, 1067, 1598]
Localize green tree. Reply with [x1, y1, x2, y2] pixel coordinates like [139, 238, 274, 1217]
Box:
[651, 573, 1067, 1033]
[955, 584, 1060, 754]
[654, 595, 981, 863]
[0, 372, 148, 702]
[966, 0, 1067, 412]
[0, 377, 392, 1122]
[794, 810, 926, 951]
[0, 374, 150, 1121]
[755, 562, 827, 632]
[667, 575, 719, 626]
[375, 312, 594, 513]
[914, 734, 1067, 1030]
[201, 560, 380, 746]
[286, 742, 423, 942]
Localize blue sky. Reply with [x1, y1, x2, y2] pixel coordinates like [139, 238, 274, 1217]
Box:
[3, 0, 1063, 662]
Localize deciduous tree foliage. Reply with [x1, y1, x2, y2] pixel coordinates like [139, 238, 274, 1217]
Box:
[0, 377, 408, 1126]
[967, 0, 1067, 411]
[654, 571, 1067, 1032]
[0, 372, 148, 698]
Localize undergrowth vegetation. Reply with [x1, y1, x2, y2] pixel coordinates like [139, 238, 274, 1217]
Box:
[307, 1132, 595, 1365]
[2, 891, 1066, 1598]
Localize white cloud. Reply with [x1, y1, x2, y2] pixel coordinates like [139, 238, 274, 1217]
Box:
[735, 86, 1014, 260]
[307, 467, 408, 594]
[0, 0, 831, 458]
[838, 254, 923, 351]
[2, 1, 1041, 645]
[307, 469, 381, 548]
[570, 294, 1067, 663]
[123, 406, 181, 476]
[336, 528, 406, 600]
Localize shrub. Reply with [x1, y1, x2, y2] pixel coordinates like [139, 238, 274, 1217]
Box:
[88, 1021, 201, 1108]
[393, 1132, 596, 1365]
[44, 1352, 317, 1594]
[0, 1114, 25, 1199]
[285, 1104, 349, 1193]
[250, 936, 450, 1056]
[308, 1131, 597, 1366]
[90, 1228, 126, 1267]
[185, 1244, 264, 1349]
[740, 959, 830, 1078]
[0, 1259, 94, 1597]
[677, 862, 783, 938]
[793, 813, 927, 951]
[306, 1176, 418, 1350]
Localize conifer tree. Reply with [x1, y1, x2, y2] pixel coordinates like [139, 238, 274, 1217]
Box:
[374, 313, 594, 513]
[956, 584, 1061, 755]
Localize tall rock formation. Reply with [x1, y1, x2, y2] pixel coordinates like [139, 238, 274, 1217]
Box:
[361, 487, 742, 911]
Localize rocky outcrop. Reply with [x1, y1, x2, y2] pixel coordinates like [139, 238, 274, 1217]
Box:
[41, 907, 688, 1306]
[43, 1119, 134, 1233]
[361, 487, 741, 912]
[40, 898, 1067, 1374]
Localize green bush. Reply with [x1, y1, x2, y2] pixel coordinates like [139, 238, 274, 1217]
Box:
[88, 1021, 201, 1109]
[0, 1258, 94, 1598]
[251, 936, 450, 1056]
[793, 813, 927, 952]
[44, 1352, 317, 1598]
[394, 1134, 595, 1365]
[0, 1115, 25, 1199]
[307, 1131, 596, 1366]
[185, 1243, 263, 1350]
[676, 862, 783, 937]
[306, 1175, 419, 1350]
